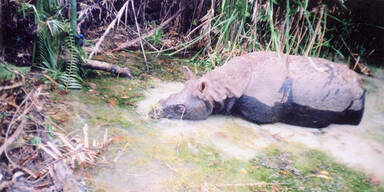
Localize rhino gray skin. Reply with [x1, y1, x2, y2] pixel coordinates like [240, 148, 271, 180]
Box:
[152, 51, 365, 128]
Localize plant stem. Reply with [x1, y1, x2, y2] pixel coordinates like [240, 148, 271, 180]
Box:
[0, 0, 3, 61]
[70, 0, 77, 35]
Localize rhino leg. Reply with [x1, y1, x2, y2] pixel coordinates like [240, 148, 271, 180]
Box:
[281, 91, 365, 128]
[234, 95, 292, 124]
[281, 104, 336, 128]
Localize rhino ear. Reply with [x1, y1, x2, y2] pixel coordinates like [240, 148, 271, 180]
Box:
[199, 81, 207, 93]
[182, 66, 196, 80]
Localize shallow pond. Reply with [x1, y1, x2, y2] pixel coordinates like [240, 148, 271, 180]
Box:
[58, 55, 384, 191]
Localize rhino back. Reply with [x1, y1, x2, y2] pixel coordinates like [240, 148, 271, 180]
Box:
[288, 55, 364, 112]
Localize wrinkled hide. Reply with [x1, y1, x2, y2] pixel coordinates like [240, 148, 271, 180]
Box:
[152, 51, 365, 128]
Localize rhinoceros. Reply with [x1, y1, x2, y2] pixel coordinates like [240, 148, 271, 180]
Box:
[151, 51, 365, 128]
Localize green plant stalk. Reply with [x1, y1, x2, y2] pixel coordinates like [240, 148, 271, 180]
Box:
[267, 0, 280, 52]
[31, 0, 43, 64]
[37, 0, 43, 12]
[0, 0, 2, 54]
[70, 0, 77, 35]
[284, 0, 291, 53]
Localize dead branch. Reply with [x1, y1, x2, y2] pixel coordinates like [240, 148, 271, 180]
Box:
[84, 59, 133, 78]
[88, 1, 130, 59]
[0, 89, 35, 157]
[112, 7, 185, 52]
[0, 86, 40, 160]
[0, 80, 24, 91]
[130, 0, 149, 71]
[340, 36, 372, 76]
[0, 119, 25, 156]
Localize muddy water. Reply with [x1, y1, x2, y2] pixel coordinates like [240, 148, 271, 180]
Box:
[65, 68, 384, 191]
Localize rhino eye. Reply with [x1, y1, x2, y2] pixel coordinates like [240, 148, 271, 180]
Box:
[175, 104, 186, 114]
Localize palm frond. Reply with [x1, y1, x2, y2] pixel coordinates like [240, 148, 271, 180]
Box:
[59, 33, 82, 90]
[38, 28, 58, 70]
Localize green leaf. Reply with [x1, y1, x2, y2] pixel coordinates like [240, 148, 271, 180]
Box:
[60, 33, 83, 90]
[47, 125, 55, 140]
[30, 136, 42, 150]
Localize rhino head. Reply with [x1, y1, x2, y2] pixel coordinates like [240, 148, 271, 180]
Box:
[150, 67, 213, 120]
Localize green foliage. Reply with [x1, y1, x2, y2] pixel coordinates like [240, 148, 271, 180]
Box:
[151, 28, 163, 47]
[59, 32, 82, 90]
[0, 112, 10, 119]
[30, 136, 42, 150]
[153, 0, 354, 71]
[0, 63, 30, 82]
[21, 0, 84, 90]
[37, 27, 59, 71]
[47, 125, 55, 140]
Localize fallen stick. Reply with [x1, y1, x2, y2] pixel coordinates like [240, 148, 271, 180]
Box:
[112, 7, 184, 52]
[84, 59, 133, 78]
